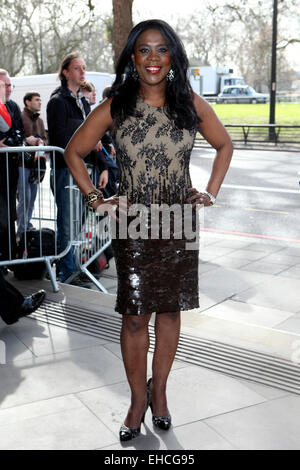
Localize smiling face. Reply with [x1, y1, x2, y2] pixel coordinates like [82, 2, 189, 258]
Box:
[131, 28, 172, 88]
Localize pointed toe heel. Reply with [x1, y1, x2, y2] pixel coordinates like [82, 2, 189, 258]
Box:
[119, 397, 149, 442]
[147, 378, 172, 431]
[119, 424, 141, 442]
[152, 414, 172, 430]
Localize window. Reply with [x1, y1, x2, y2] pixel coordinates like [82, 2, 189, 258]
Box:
[223, 88, 230, 95]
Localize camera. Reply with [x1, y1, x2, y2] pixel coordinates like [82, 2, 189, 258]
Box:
[4, 129, 23, 147]
[0, 128, 33, 164]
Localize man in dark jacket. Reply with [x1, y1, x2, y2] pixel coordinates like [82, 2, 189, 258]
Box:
[0, 69, 25, 262]
[46, 52, 108, 286]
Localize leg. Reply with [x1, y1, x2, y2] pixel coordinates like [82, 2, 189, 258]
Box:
[150, 310, 181, 416]
[51, 168, 77, 281]
[27, 181, 38, 229]
[17, 167, 30, 236]
[121, 313, 152, 427]
[0, 158, 18, 260]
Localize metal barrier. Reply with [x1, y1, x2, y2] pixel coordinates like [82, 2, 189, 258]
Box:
[0, 145, 112, 293]
[195, 124, 300, 148]
[224, 124, 300, 145]
[68, 172, 112, 294]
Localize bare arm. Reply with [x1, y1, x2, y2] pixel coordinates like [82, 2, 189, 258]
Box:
[195, 93, 233, 196]
[188, 94, 233, 206]
[64, 98, 114, 196]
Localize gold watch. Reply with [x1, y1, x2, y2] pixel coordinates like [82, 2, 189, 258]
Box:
[84, 189, 104, 209]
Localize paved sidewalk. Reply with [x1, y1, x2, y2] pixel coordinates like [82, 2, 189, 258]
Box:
[1, 230, 300, 450]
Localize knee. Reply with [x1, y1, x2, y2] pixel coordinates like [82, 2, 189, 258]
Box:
[122, 315, 149, 335]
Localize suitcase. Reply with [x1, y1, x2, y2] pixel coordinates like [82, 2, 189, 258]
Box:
[13, 228, 56, 280]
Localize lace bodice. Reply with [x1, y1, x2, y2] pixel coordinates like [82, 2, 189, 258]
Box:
[113, 98, 197, 206]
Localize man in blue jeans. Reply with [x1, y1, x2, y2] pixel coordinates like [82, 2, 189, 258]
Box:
[17, 92, 47, 241]
[47, 52, 108, 286]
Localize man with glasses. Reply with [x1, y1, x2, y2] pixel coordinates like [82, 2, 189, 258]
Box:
[0, 69, 24, 147]
[0, 69, 25, 263]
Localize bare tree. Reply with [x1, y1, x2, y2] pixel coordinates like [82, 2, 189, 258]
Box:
[177, 0, 299, 92]
[112, 0, 133, 69]
[216, 0, 299, 90]
[0, 0, 114, 76]
[27, 0, 100, 74]
[176, 9, 232, 67]
[0, 0, 297, 92]
[0, 0, 30, 75]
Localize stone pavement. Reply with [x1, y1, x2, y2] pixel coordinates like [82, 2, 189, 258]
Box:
[1, 230, 300, 450]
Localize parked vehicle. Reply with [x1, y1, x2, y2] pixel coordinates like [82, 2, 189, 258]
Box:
[189, 66, 245, 97]
[217, 85, 268, 104]
[10, 72, 115, 125]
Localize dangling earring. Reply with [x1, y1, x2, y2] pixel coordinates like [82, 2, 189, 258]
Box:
[166, 69, 175, 82]
[132, 65, 139, 81]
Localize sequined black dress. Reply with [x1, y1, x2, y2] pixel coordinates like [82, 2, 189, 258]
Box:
[111, 98, 199, 315]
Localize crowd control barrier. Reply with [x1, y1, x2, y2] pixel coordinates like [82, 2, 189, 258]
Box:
[0, 146, 113, 293]
[67, 172, 112, 294]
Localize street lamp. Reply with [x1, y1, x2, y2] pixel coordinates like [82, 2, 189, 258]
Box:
[269, 0, 278, 141]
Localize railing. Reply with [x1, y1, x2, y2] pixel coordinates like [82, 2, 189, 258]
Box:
[194, 124, 300, 148]
[206, 95, 300, 104]
[0, 145, 112, 293]
[68, 183, 112, 294]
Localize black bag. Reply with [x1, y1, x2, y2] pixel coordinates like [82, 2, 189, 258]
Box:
[13, 228, 56, 280]
[29, 153, 47, 184]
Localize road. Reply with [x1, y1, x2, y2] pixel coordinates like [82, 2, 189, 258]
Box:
[190, 148, 300, 242]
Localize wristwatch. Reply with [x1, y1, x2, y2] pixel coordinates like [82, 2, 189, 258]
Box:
[203, 191, 216, 205]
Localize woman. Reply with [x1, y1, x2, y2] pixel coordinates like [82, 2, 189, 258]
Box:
[64, 19, 233, 441]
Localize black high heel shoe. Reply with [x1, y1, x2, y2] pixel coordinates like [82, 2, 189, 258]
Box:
[147, 378, 172, 431]
[119, 412, 146, 442]
[119, 394, 150, 442]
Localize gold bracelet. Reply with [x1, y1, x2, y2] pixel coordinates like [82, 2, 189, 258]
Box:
[84, 189, 104, 209]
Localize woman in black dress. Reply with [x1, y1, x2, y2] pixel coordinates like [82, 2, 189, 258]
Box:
[64, 19, 233, 441]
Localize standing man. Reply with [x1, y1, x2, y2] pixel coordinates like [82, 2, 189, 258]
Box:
[47, 52, 107, 286]
[0, 69, 24, 262]
[17, 92, 47, 240]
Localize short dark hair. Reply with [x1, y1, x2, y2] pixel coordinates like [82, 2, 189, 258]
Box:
[58, 51, 82, 87]
[109, 19, 198, 130]
[23, 91, 40, 106]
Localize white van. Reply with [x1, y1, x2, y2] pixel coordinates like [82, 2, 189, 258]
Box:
[10, 71, 115, 126]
